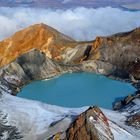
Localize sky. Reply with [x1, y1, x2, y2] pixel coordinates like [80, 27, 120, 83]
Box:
[0, 6, 140, 41]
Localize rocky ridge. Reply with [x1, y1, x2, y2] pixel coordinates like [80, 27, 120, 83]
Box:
[0, 23, 140, 140]
[1, 24, 140, 81]
[50, 106, 114, 140]
[0, 90, 139, 140]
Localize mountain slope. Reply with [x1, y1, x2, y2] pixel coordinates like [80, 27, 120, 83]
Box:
[0, 23, 140, 140]
[0, 23, 76, 67]
[1, 23, 140, 87]
[63, 27, 140, 80]
[0, 92, 139, 140]
[0, 49, 82, 94]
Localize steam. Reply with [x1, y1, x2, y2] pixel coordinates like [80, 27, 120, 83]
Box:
[0, 6, 140, 41]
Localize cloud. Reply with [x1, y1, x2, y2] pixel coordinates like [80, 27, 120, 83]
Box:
[0, 6, 140, 41]
[62, 0, 72, 4]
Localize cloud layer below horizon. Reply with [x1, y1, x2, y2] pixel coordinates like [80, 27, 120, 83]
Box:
[0, 6, 140, 41]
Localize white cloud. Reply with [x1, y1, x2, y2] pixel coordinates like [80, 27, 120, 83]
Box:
[0, 7, 140, 41]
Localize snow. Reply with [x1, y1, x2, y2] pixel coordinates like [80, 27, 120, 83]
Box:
[89, 116, 94, 121]
[133, 98, 140, 106]
[0, 91, 140, 140]
[109, 121, 138, 140]
[89, 114, 113, 140]
[0, 93, 88, 139]
[102, 108, 140, 139]
[1, 132, 9, 140]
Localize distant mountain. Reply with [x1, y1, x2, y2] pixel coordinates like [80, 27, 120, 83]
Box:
[0, 0, 140, 8]
[121, 2, 140, 11]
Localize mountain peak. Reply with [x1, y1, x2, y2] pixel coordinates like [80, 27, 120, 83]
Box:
[0, 23, 76, 67]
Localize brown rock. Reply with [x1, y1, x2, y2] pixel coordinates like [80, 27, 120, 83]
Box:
[49, 107, 114, 140]
[64, 106, 114, 140]
[0, 23, 76, 67]
[1, 23, 140, 81]
[126, 114, 140, 129]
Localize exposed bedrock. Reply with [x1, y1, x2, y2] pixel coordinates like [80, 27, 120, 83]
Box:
[0, 49, 114, 94]
[64, 28, 140, 81]
[49, 106, 114, 140]
[0, 24, 140, 140]
[0, 49, 83, 94]
[113, 91, 140, 129]
[1, 24, 140, 82]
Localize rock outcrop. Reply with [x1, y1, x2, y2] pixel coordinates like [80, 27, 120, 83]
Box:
[126, 113, 140, 129]
[113, 92, 140, 110]
[0, 23, 76, 67]
[0, 49, 83, 94]
[1, 91, 139, 140]
[1, 23, 140, 82]
[113, 91, 140, 130]
[57, 106, 114, 140]
[0, 23, 140, 140]
[64, 28, 140, 80]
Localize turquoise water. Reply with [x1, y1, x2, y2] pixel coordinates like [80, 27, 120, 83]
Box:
[18, 73, 136, 109]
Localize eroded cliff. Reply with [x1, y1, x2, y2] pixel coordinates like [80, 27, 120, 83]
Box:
[0, 23, 140, 140]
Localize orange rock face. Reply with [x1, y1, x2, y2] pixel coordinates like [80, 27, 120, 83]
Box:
[89, 36, 103, 60]
[1, 23, 140, 80]
[0, 23, 76, 67]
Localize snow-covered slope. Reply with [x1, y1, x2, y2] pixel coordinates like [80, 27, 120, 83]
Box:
[0, 90, 139, 140]
[0, 92, 87, 140]
[103, 108, 140, 140]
